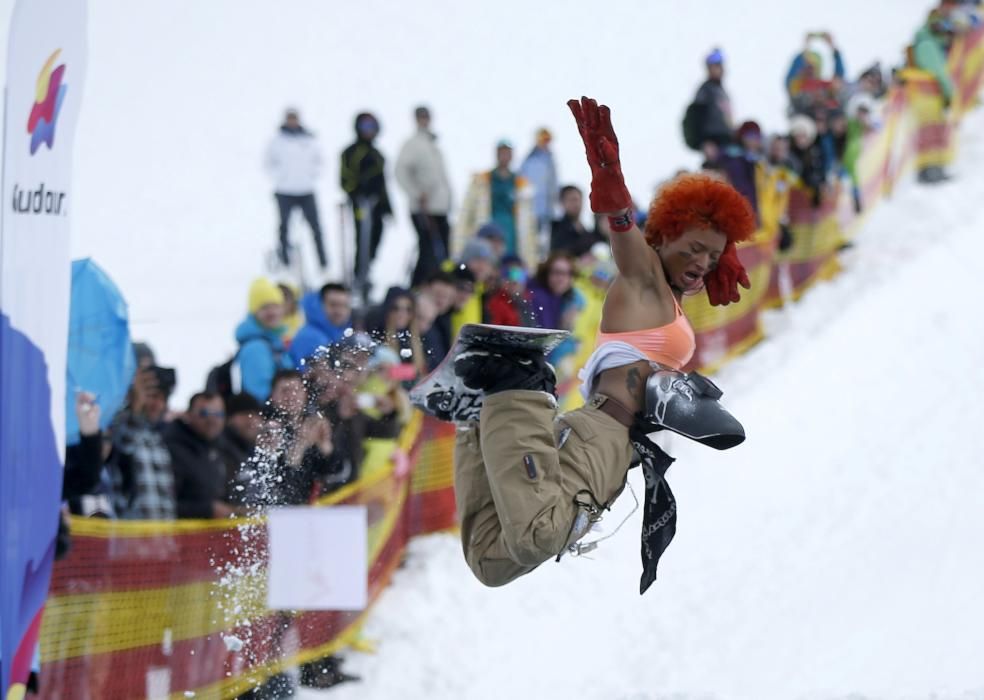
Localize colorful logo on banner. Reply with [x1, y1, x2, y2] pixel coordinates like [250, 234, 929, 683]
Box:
[27, 49, 67, 155]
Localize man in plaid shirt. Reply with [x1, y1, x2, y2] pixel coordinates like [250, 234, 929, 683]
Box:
[109, 367, 176, 520]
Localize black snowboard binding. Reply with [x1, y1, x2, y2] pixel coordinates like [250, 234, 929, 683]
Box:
[454, 348, 557, 396]
[642, 368, 745, 450]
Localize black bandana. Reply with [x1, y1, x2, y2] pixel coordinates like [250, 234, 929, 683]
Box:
[629, 421, 677, 595]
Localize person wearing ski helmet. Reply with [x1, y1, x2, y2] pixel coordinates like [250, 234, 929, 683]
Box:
[449, 97, 756, 593]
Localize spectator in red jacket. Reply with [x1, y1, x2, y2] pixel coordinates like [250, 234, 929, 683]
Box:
[486, 254, 535, 327]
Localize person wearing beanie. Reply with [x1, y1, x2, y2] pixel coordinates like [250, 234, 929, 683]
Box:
[340, 111, 392, 304]
[449, 245, 491, 337]
[235, 278, 293, 402]
[686, 47, 735, 162]
[705, 119, 765, 219]
[788, 114, 829, 207]
[475, 221, 507, 261]
[459, 236, 497, 286]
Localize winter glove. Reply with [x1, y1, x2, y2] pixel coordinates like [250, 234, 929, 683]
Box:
[704, 241, 750, 306]
[567, 96, 632, 215]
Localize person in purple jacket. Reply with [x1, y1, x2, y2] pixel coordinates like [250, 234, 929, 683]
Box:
[526, 251, 584, 364]
[706, 120, 764, 222]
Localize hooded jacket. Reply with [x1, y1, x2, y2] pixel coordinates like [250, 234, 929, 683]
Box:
[340, 113, 392, 214]
[264, 124, 323, 196]
[235, 315, 292, 402]
[289, 291, 352, 368]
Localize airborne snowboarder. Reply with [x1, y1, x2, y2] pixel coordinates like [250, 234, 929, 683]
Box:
[414, 97, 757, 593]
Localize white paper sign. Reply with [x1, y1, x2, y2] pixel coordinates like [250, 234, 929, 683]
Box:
[266, 506, 368, 611]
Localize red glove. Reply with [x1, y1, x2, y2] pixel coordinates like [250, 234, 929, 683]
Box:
[567, 96, 632, 214]
[704, 242, 751, 306]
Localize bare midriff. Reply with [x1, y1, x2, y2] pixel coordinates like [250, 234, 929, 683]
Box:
[593, 360, 653, 415]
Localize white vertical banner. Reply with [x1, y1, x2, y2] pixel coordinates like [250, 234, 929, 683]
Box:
[2, 0, 88, 450]
[267, 506, 369, 611]
[0, 0, 87, 694]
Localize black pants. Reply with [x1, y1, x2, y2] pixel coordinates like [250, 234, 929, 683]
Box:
[352, 199, 386, 298]
[410, 212, 450, 287]
[276, 193, 327, 268]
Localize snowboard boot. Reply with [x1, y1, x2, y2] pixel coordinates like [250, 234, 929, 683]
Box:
[454, 348, 557, 397]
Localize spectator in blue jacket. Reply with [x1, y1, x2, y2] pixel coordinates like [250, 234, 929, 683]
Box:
[520, 128, 558, 237]
[786, 32, 846, 109]
[289, 282, 353, 368]
[236, 278, 293, 402]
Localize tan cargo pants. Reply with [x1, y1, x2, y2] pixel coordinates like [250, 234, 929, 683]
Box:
[454, 390, 636, 587]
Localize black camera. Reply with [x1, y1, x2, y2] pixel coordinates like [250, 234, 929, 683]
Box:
[149, 366, 177, 396]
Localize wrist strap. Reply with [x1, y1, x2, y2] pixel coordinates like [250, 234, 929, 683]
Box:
[608, 210, 634, 233]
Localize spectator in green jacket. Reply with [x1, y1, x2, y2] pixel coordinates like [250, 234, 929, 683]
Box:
[913, 13, 956, 107]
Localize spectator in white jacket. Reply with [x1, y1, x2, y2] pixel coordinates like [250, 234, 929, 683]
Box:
[264, 108, 328, 269]
[395, 106, 453, 287]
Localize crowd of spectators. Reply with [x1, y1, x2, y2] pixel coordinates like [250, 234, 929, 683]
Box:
[57, 2, 979, 695]
[683, 1, 980, 223]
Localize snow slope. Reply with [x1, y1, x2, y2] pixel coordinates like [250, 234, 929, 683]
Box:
[306, 107, 984, 700]
[0, 0, 933, 405]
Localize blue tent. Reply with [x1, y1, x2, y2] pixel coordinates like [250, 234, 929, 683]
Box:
[65, 258, 134, 444]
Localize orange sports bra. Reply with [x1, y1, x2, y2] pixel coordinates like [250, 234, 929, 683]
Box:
[595, 297, 695, 370]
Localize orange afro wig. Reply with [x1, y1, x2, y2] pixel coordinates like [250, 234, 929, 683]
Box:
[644, 173, 757, 248]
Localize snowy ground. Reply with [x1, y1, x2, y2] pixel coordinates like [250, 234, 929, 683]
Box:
[301, 108, 984, 700]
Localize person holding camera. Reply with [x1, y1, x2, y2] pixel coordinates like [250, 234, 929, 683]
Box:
[108, 365, 177, 519]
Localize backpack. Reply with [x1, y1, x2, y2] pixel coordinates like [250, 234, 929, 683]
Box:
[206, 335, 282, 398]
[682, 101, 708, 151]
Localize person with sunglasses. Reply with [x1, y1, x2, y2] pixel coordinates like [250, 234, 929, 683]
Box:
[165, 391, 237, 519]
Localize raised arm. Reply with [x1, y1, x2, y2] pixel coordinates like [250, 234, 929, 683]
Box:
[567, 97, 657, 282]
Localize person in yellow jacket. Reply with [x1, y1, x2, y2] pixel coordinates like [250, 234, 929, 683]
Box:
[764, 134, 800, 249]
[277, 281, 303, 342]
[452, 139, 537, 266]
[447, 238, 497, 337]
